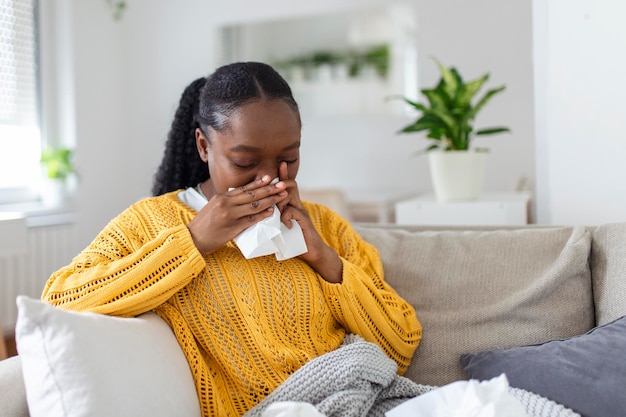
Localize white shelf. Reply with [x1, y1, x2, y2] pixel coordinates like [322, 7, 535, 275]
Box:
[292, 78, 396, 118]
[395, 192, 531, 226]
[346, 189, 414, 223]
[216, 4, 417, 119]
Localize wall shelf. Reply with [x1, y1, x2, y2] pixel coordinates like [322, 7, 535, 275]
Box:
[217, 4, 418, 120]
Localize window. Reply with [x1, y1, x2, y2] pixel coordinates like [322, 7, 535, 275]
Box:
[0, 0, 40, 204]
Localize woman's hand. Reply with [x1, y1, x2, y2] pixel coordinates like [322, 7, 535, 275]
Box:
[187, 175, 288, 255]
[276, 163, 343, 283]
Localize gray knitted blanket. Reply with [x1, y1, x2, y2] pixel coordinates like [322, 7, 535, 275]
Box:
[244, 334, 580, 417]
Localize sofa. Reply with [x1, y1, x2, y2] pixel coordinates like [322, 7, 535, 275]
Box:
[1, 221, 625, 417]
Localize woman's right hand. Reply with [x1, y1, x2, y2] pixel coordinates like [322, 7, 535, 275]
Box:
[187, 175, 289, 255]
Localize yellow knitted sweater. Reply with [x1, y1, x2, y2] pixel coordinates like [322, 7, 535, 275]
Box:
[41, 191, 422, 417]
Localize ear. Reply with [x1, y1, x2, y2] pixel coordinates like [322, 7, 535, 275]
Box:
[195, 128, 209, 162]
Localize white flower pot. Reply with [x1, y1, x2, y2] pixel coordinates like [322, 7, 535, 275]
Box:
[40, 178, 68, 208]
[428, 151, 487, 202]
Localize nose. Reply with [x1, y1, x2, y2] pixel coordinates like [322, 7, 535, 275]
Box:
[256, 161, 280, 182]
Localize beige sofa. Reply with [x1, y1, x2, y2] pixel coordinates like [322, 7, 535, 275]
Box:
[1, 222, 625, 417]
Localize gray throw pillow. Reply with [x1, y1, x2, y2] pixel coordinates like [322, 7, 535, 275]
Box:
[460, 314, 626, 417]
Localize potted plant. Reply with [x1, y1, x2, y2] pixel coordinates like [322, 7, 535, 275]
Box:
[395, 59, 510, 201]
[40, 146, 75, 207]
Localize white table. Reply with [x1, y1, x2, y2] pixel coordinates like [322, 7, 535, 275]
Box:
[395, 192, 532, 226]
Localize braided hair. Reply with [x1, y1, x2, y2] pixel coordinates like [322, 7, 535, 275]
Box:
[151, 77, 207, 196]
[151, 62, 300, 196]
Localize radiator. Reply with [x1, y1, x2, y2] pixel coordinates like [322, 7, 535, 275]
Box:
[0, 217, 78, 335]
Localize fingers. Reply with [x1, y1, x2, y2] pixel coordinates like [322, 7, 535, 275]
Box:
[227, 177, 287, 222]
[275, 162, 304, 214]
[279, 161, 289, 181]
[234, 176, 281, 200]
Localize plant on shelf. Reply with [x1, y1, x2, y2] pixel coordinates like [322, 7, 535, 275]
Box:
[39, 146, 76, 207]
[272, 44, 391, 82]
[40, 146, 75, 182]
[363, 44, 390, 79]
[396, 58, 510, 154]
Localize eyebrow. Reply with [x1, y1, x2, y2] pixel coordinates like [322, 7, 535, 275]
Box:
[229, 141, 301, 153]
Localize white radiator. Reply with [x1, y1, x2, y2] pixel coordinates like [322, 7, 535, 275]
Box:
[0, 216, 78, 336]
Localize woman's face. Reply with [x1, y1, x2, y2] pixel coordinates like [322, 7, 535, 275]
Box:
[197, 99, 301, 196]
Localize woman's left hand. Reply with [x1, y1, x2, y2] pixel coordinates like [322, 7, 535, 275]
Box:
[275, 162, 343, 283]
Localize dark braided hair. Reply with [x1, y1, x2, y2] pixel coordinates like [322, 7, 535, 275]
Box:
[152, 77, 207, 196]
[151, 62, 300, 196]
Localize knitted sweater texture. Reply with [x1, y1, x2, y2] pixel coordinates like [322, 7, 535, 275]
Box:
[41, 191, 422, 417]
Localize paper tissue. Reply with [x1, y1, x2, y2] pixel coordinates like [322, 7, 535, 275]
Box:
[385, 374, 530, 417]
[230, 179, 307, 261]
[234, 204, 307, 260]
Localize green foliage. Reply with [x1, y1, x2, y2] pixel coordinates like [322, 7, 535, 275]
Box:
[273, 44, 390, 80]
[106, 0, 126, 21]
[363, 44, 390, 78]
[40, 147, 75, 182]
[397, 59, 510, 153]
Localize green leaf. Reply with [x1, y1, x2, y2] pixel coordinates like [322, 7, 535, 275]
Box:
[399, 114, 446, 134]
[435, 59, 461, 100]
[469, 85, 506, 119]
[422, 89, 447, 111]
[401, 97, 428, 112]
[476, 127, 511, 135]
[455, 73, 489, 109]
[426, 109, 459, 141]
[426, 128, 444, 140]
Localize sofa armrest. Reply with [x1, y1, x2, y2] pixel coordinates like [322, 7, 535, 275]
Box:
[0, 356, 29, 417]
[591, 222, 626, 325]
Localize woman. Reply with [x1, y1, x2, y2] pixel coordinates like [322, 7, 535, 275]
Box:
[42, 62, 422, 416]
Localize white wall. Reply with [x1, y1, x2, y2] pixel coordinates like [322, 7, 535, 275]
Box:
[534, 0, 626, 225]
[44, 0, 534, 248]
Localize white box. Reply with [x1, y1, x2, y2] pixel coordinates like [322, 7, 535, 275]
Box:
[395, 193, 531, 226]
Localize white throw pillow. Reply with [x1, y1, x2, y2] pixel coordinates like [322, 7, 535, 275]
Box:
[15, 296, 201, 417]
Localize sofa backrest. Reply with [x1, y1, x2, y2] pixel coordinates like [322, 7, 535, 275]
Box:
[354, 224, 596, 387]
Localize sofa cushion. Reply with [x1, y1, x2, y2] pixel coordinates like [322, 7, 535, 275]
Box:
[15, 296, 201, 417]
[355, 225, 594, 387]
[590, 222, 626, 325]
[460, 314, 626, 417]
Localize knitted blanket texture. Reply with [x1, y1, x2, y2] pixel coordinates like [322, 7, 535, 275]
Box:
[244, 334, 580, 417]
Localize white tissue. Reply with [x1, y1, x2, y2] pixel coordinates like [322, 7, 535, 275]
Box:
[229, 178, 307, 260]
[234, 205, 307, 260]
[260, 402, 326, 417]
[385, 374, 530, 417]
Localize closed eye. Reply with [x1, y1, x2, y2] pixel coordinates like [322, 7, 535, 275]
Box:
[233, 161, 258, 169]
